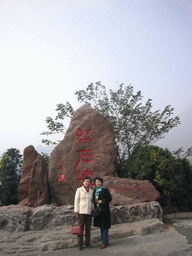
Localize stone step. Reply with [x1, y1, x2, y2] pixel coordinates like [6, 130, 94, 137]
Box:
[0, 219, 164, 255]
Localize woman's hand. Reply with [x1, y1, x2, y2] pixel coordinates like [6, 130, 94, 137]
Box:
[97, 200, 103, 204]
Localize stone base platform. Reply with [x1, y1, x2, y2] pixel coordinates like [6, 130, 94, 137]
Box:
[0, 201, 162, 233]
[0, 218, 164, 255]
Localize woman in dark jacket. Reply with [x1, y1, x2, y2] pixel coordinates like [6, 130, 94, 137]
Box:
[93, 177, 112, 249]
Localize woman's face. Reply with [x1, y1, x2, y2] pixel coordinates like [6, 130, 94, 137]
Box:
[83, 179, 90, 188]
[95, 179, 102, 188]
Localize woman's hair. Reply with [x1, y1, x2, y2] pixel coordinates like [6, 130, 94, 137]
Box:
[83, 176, 91, 182]
[94, 177, 103, 184]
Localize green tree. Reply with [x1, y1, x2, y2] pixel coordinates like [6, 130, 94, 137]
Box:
[126, 145, 192, 210]
[0, 148, 22, 206]
[41, 102, 74, 146]
[41, 82, 180, 173]
[173, 146, 192, 159]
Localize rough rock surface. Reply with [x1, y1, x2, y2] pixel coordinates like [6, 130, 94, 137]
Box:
[49, 105, 117, 205]
[102, 176, 161, 206]
[18, 145, 50, 207]
[0, 218, 166, 255]
[110, 201, 162, 224]
[0, 201, 162, 232]
[0, 205, 33, 232]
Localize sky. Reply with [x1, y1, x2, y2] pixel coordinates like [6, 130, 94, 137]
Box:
[0, 0, 192, 159]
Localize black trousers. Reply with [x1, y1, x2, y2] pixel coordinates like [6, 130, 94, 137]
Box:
[78, 214, 92, 246]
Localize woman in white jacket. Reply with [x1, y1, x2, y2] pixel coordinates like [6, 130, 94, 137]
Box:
[74, 176, 93, 250]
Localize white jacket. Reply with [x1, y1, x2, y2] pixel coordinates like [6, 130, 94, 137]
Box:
[74, 186, 93, 215]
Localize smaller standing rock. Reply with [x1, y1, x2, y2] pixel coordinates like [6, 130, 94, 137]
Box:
[18, 145, 50, 207]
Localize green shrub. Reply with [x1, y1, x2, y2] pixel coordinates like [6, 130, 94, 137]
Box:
[126, 145, 192, 210]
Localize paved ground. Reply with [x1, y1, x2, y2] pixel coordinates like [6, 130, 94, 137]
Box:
[1, 214, 192, 256]
[43, 214, 192, 256]
[43, 228, 192, 256]
[0, 219, 164, 255]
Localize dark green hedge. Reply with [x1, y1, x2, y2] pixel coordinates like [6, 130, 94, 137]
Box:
[126, 145, 192, 210]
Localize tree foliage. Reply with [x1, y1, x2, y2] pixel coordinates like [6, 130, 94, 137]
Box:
[173, 146, 192, 159]
[0, 148, 22, 206]
[41, 82, 180, 170]
[126, 145, 192, 210]
[41, 102, 74, 145]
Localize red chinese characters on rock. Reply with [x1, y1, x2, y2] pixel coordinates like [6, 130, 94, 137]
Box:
[77, 168, 94, 187]
[121, 185, 126, 191]
[77, 169, 93, 182]
[137, 184, 147, 198]
[107, 184, 147, 198]
[76, 150, 93, 168]
[76, 128, 93, 143]
[76, 128, 94, 187]
[58, 162, 65, 182]
[77, 167, 95, 187]
[58, 174, 65, 182]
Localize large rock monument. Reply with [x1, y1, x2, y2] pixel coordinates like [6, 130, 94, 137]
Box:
[49, 105, 117, 205]
[48, 105, 160, 206]
[0, 105, 162, 235]
[18, 145, 50, 207]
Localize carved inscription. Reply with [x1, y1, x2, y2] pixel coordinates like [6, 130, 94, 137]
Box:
[76, 150, 93, 168]
[76, 128, 94, 186]
[107, 184, 147, 198]
[76, 128, 93, 143]
[58, 162, 65, 182]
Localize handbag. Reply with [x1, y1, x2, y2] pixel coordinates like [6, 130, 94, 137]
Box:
[71, 215, 83, 235]
[92, 206, 102, 217]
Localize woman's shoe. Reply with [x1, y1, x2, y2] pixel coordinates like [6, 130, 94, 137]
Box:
[86, 244, 92, 248]
[78, 245, 82, 250]
[100, 244, 106, 249]
[100, 242, 108, 247]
